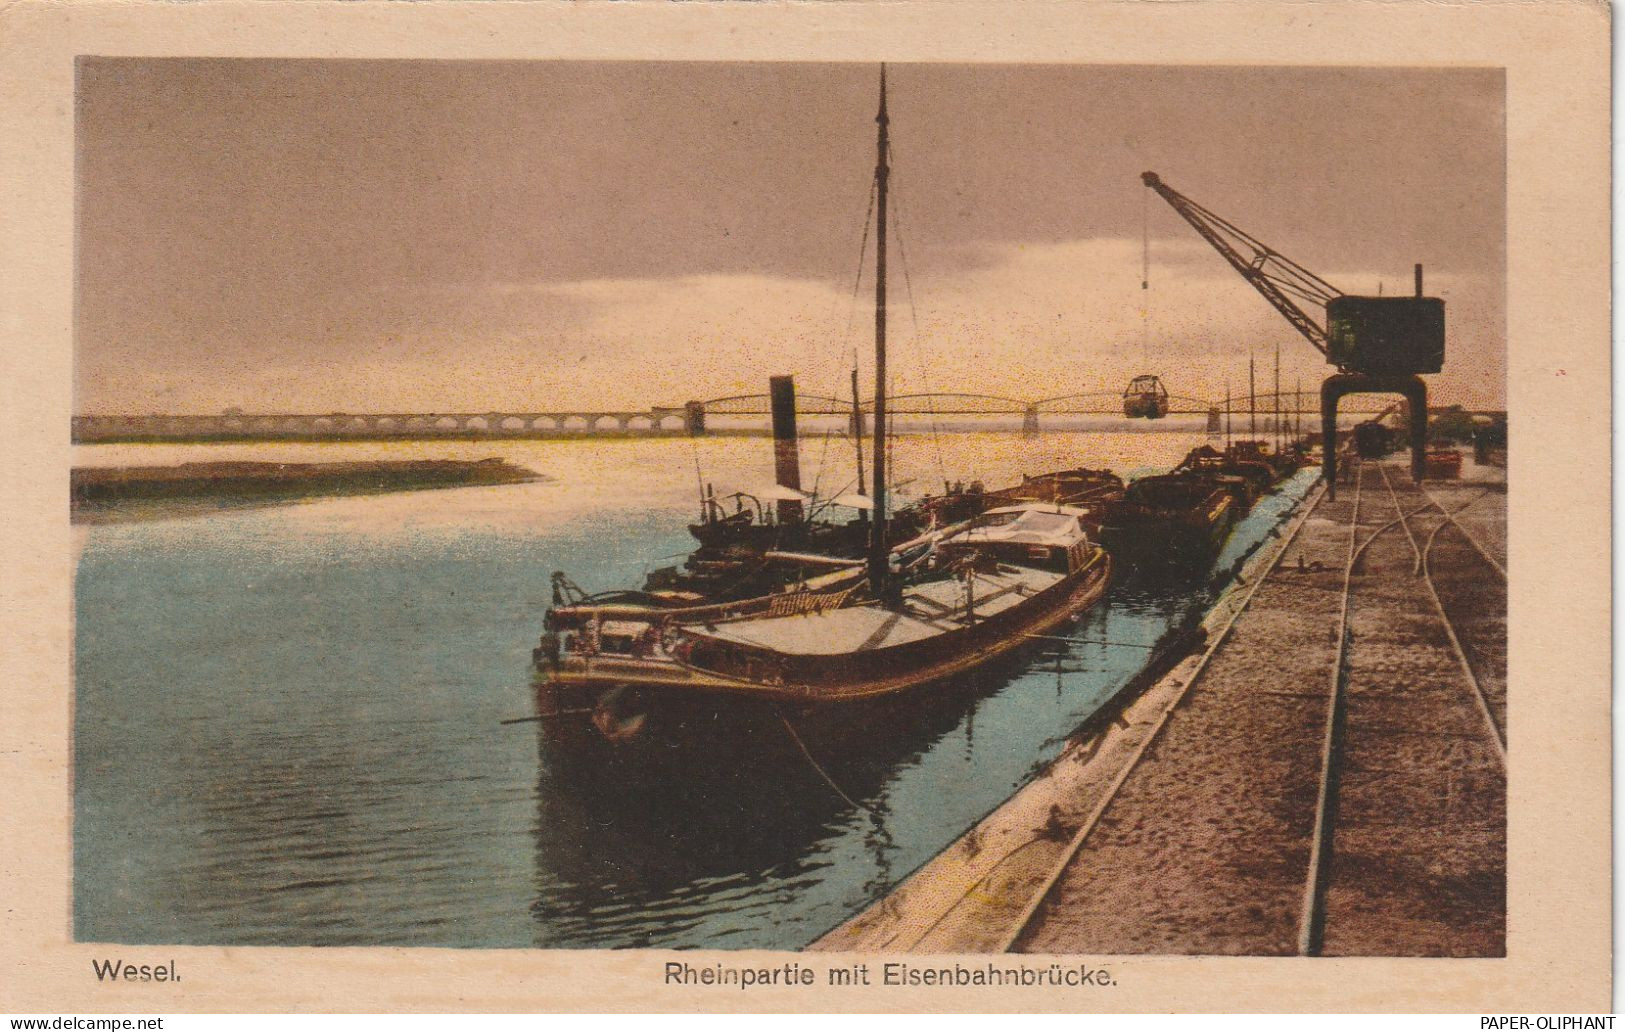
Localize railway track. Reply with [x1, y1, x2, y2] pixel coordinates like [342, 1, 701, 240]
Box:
[1009, 459, 1506, 957]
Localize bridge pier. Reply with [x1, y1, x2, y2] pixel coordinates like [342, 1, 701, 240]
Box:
[1207, 406, 1223, 434]
[1022, 405, 1040, 435]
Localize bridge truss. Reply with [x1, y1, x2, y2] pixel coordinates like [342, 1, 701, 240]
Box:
[690, 388, 1404, 418]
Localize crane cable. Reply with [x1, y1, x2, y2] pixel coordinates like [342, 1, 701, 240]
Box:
[1141, 186, 1151, 365]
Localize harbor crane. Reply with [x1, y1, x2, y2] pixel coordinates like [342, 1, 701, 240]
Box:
[1141, 172, 1445, 492]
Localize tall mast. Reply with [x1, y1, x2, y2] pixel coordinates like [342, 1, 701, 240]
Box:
[1249, 353, 1257, 439]
[1274, 343, 1281, 453]
[867, 64, 891, 595]
[1295, 376, 1303, 442]
[851, 364, 868, 521]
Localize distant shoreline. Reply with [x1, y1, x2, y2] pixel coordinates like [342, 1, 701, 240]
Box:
[69, 428, 771, 445]
[71, 458, 544, 524]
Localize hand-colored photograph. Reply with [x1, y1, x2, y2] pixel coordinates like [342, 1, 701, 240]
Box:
[72, 58, 1506, 957]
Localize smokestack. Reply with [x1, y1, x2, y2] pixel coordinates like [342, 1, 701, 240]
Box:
[1415, 263, 1424, 298]
[769, 375, 803, 523]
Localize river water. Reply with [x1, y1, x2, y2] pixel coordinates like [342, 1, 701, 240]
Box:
[73, 427, 1313, 949]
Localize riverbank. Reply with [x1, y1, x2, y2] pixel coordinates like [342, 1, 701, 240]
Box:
[71, 458, 542, 523]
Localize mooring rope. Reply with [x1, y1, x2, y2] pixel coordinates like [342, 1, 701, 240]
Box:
[1019, 632, 1160, 649]
[777, 708, 876, 815]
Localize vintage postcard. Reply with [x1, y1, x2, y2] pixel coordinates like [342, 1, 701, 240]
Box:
[0, 0, 1610, 1015]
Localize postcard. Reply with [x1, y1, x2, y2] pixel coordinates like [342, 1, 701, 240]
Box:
[0, 0, 1610, 1014]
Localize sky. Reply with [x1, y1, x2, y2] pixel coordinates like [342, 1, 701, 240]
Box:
[75, 60, 1505, 414]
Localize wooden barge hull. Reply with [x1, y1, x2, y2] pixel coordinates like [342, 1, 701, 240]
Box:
[535, 552, 1111, 739]
[1098, 492, 1236, 571]
[1099, 514, 1234, 570]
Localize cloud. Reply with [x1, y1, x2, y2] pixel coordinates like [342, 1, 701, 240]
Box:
[79, 239, 1504, 413]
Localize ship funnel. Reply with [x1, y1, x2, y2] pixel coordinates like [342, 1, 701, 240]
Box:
[769, 375, 804, 524]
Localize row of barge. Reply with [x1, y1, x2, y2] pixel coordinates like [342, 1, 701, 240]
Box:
[527, 70, 1453, 759]
[532, 431, 1315, 749]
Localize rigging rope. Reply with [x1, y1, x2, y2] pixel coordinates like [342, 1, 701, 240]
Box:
[840, 179, 879, 353]
[803, 173, 880, 471]
[886, 142, 950, 489]
[809, 427, 836, 505]
[826, 175, 880, 480]
[789, 168, 877, 506]
[690, 434, 707, 521]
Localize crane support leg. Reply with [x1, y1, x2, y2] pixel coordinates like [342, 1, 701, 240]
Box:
[1405, 384, 1429, 483]
[1321, 373, 1428, 499]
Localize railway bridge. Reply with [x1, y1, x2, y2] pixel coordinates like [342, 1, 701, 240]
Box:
[72, 387, 1460, 443]
[72, 407, 697, 442]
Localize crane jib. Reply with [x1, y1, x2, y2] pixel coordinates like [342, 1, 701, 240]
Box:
[1140, 171, 1445, 378]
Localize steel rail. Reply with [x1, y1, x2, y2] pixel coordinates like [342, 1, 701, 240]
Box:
[1297, 464, 1444, 954]
[1299, 462, 1508, 956]
[1380, 464, 1506, 759]
[1419, 508, 1509, 764]
[1416, 481, 1507, 581]
[1297, 460, 1368, 956]
[1376, 463, 1423, 574]
[993, 477, 1329, 954]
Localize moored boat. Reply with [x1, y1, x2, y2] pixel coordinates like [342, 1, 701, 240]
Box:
[536, 502, 1112, 739]
[644, 479, 986, 605]
[532, 67, 1115, 749]
[984, 467, 1124, 521]
[1096, 472, 1237, 572]
[1227, 438, 1300, 480]
[1171, 445, 1266, 508]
